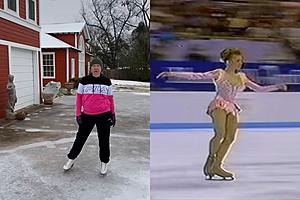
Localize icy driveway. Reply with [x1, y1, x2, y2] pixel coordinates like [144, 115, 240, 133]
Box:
[0, 91, 149, 200]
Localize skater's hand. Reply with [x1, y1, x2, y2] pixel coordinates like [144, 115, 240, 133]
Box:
[276, 84, 288, 91]
[156, 72, 174, 79]
[108, 113, 116, 127]
[76, 115, 82, 125]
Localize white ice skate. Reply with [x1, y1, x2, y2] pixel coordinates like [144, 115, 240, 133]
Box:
[100, 162, 108, 175]
[205, 166, 234, 181]
[63, 159, 75, 171]
[205, 174, 234, 181]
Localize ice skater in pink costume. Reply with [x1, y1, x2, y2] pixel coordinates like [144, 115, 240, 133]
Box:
[157, 48, 287, 180]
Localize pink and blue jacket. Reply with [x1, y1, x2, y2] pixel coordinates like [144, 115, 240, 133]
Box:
[76, 74, 115, 116]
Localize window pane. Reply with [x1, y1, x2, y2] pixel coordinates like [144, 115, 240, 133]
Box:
[8, 0, 17, 12]
[43, 55, 47, 65]
[43, 54, 54, 77]
[29, 0, 35, 20]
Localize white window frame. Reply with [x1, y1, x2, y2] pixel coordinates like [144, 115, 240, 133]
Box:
[42, 52, 56, 79]
[26, 0, 37, 24]
[71, 58, 75, 78]
[4, 0, 20, 17]
[78, 35, 86, 77]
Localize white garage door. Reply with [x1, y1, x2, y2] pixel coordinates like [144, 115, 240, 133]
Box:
[11, 47, 35, 111]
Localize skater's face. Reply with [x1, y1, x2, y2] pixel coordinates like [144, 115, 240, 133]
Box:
[227, 54, 244, 72]
[91, 64, 102, 77]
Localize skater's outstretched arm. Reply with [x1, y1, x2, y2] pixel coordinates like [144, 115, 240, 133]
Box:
[241, 73, 287, 92]
[156, 69, 221, 80]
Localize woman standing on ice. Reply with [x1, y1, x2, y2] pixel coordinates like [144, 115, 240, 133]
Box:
[63, 58, 116, 175]
[157, 48, 287, 180]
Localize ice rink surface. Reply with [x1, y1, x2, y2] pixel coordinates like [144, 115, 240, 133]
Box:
[151, 128, 300, 200]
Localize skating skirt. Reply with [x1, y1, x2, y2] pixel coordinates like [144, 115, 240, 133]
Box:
[207, 97, 241, 117]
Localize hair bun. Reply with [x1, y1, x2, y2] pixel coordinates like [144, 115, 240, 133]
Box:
[220, 48, 242, 62]
[220, 48, 231, 62]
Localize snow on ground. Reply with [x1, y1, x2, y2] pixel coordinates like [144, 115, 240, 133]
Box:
[151, 128, 300, 200]
[111, 79, 150, 87]
[133, 93, 150, 96]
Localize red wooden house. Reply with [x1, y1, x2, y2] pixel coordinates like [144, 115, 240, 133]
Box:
[0, 0, 41, 119]
[41, 22, 92, 86]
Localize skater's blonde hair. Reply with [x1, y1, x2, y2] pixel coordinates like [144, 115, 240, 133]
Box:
[220, 48, 243, 63]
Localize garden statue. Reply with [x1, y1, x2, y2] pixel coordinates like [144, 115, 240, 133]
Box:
[7, 74, 17, 113]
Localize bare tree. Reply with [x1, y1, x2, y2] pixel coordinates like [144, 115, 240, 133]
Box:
[81, 0, 149, 69]
[130, 22, 150, 68]
[129, 0, 150, 30]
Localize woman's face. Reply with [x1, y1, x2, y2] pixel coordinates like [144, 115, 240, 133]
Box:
[90, 64, 102, 77]
[228, 54, 244, 71]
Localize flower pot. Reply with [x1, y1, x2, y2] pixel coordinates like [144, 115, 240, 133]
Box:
[42, 93, 55, 105]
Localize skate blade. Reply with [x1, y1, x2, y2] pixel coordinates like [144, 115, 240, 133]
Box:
[205, 175, 234, 181]
[100, 171, 108, 176]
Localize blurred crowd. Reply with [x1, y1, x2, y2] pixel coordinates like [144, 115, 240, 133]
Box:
[151, 0, 300, 61]
[151, 0, 300, 38]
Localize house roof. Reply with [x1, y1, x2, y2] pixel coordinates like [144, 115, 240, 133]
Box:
[41, 22, 91, 40]
[40, 32, 79, 50]
[42, 22, 86, 33]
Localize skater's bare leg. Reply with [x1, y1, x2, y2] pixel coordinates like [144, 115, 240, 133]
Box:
[209, 108, 228, 155]
[217, 113, 238, 167]
[204, 108, 226, 176]
[210, 113, 238, 179]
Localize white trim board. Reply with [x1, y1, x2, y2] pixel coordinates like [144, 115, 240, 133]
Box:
[33, 50, 40, 104]
[66, 48, 69, 82]
[0, 39, 40, 51]
[75, 33, 77, 48]
[8, 45, 12, 74]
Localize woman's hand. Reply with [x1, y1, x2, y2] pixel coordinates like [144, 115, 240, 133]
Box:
[276, 84, 288, 91]
[156, 72, 174, 79]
